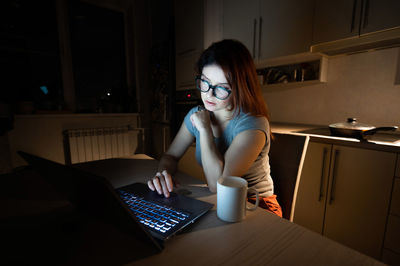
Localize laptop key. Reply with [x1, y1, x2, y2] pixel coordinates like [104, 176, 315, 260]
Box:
[118, 190, 192, 234]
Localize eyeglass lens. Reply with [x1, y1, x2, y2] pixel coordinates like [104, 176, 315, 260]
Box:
[197, 79, 230, 100]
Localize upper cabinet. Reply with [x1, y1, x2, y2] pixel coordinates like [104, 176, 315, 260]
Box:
[203, 0, 400, 61]
[174, 0, 204, 90]
[312, 0, 361, 44]
[175, 0, 204, 56]
[222, 0, 314, 62]
[222, 0, 259, 58]
[259, 0, 314, 60]
[360, 0, 400, 34]
[312, 0, 400, 45]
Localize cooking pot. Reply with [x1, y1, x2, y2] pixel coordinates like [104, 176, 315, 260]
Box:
[329, 118, 398, 140]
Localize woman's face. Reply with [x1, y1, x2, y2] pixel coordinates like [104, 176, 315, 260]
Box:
[200, 64, 232, 112]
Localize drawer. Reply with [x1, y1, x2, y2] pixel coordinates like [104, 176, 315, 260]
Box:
[384, 215, 400, 253]
[391, 178, 400, 216]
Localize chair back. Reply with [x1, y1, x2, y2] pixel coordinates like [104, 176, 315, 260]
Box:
[269, 133, 309, 221]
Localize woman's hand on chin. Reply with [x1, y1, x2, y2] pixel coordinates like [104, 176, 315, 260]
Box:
[190, 109, 212, 133]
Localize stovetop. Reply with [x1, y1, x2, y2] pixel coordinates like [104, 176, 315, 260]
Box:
[295, 127, 400, 144]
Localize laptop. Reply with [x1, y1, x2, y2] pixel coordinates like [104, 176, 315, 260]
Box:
[18, 151, 213, 259]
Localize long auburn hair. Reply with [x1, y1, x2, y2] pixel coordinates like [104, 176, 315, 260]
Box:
[196, 39, 270, 121]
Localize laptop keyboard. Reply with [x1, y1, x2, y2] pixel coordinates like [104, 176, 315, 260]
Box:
[118, 190, 190, 234]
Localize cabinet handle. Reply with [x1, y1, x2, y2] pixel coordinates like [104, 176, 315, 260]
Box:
[258, 17, 262, 59]
[329, 149, 340, 204]
[363, 0, 370, 29]
[252, 19, 257, 59]
[318, 148, 328, 202]
[350, 0, 358, 33]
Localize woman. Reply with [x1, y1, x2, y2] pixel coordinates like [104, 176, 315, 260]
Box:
[148, 39, 282, 217]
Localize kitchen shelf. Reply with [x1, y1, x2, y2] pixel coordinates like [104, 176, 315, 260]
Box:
[257, 54, 328, 88]
[262, 79, 325, 90]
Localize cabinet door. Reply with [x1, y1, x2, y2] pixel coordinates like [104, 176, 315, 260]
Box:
[176, 52, 201, 89]
[222, 0, 259, 58]
[259, 0, 314, 59]
[293, 142, 332, 234]
[175, 0, 204, 56]
[312, 0, 362, 44]
[323, 145, 395, 259]
[360, 0, 400, 35]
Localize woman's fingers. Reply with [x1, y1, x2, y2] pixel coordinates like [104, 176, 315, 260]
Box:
[191, 110, 210, 131]
[147, 171, 174, 198]
[147, 179, 155, 191]
[162, 170, 174, 192]
[158, 174, 170, 198]
[152, 173, 163, 195]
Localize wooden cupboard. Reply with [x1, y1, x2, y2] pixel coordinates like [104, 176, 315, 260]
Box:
[174, 0, 204, 90]
[222, 0, 314, 61]
[222, 0, 259, 58]
[258, 0, 314, 60]
[312, 0, 400, 45]
[359, 0, 400, 34]
[382, 154, 400, 265]
[293, 141, 396, 259]
[174, 0, 204, 57]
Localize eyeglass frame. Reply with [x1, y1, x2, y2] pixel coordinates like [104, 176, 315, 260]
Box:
[195, 76, 232, 100]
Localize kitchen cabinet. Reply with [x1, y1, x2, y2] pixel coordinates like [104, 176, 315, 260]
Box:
[174, 0, 203, 57]
[293, 141, 396, 259]
[360, 0, 400, 34]
[175, 52, 201, 90]
[258, 0, 314, 60]
[382, 154, 400, 265]
[312, 0, 400, 45]
[174, 0, 204, 90]
[222, 0, 314, 61]
[222, 0, 259, 58]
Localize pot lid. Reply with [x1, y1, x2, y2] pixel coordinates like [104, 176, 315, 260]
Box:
[329, 118, 375, 130]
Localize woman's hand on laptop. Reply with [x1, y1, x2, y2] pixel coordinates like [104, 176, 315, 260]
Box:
[148, 170, 174, 198]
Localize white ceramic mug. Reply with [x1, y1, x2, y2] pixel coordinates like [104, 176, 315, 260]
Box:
[217, 176, 259, 222]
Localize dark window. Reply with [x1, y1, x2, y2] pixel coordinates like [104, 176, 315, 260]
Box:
[0, 0, 63, 111]
[69, 1, 129, 113]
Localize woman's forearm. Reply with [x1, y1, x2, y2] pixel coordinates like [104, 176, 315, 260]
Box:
[199, 129, 224, 192]
[157, 153, 179, 175]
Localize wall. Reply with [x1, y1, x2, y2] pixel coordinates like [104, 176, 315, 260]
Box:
[263, 47, 400, 127]
[8, 113, 140, 169]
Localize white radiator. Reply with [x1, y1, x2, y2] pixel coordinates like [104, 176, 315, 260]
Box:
[63, 125, 140, 164]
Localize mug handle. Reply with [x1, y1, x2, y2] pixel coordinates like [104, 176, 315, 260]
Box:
[246, 188, 259, 211]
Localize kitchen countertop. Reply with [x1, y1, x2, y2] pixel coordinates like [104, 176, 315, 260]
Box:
[270, 122, 400, 153]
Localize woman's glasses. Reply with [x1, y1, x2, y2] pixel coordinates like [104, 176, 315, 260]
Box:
[195, 77, 231, 100]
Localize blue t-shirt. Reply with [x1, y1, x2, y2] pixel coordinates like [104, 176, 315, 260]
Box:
[184, 106, 273, 197]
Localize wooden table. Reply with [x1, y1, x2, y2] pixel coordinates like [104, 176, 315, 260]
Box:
[74, 155, 384, 266]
